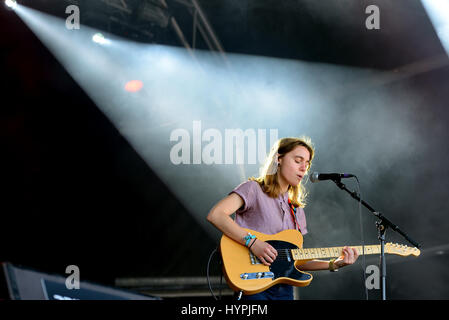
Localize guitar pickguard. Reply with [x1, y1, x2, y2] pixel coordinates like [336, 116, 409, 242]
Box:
[265, 240, 312, 282]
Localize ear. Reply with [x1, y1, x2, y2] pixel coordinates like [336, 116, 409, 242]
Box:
[277, 153, 281, 166]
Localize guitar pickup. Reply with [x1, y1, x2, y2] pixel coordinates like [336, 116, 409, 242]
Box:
[240, 272, 274, 280]
[249, 252, 262, 265]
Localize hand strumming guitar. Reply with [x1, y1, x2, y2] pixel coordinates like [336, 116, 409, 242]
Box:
[249, 238, 278, 266]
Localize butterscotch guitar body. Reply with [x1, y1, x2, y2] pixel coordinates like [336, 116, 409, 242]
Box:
[220, 228, 313, 295]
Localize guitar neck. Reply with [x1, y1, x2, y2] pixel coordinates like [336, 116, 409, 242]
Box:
[291, 245, 381, 260]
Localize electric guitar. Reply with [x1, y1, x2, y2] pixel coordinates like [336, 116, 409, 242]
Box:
[220, 228, 420, 295]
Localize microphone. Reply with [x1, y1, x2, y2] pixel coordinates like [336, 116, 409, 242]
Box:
[309, 172, 355, 183]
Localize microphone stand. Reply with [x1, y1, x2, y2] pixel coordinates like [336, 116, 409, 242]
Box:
[330, 177, 420, 300]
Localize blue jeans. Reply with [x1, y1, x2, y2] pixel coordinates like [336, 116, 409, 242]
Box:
[237, 284, 294, 300]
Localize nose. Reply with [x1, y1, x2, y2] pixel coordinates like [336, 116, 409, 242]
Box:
[299, 163, 308, 171]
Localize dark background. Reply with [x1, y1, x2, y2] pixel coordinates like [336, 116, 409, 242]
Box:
[1, 0, 449, 299]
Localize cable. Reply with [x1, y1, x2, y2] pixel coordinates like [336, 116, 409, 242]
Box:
[206, 246, 220, 300]
[355, 176, 369, 300]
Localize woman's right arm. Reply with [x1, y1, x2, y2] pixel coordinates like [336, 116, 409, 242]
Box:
[206, 193, 277, 265]
[206, 193, 250, 246]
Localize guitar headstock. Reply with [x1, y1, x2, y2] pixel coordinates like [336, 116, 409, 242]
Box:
[385, 243, 420, 257]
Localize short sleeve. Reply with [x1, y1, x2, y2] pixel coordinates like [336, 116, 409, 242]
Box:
[229, 180, 258, 214]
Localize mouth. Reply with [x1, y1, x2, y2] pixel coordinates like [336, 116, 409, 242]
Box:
[297, 174, 303, 180]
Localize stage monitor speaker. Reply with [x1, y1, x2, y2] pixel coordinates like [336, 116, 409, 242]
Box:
[0, 262, 161, 300]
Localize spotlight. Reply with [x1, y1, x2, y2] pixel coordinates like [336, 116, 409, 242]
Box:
[92, 33, 109, 45]
[124, 80, 144, 93]
[5, 0, 17, 9]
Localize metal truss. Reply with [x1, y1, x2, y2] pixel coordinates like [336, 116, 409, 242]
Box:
[63, 0, 226, 60]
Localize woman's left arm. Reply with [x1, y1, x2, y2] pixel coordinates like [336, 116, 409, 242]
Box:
[298, 246, 359, 271]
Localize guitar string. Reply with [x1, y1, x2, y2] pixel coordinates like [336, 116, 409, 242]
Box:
[249, 245, 412, 263]
[253, 246, 382, 261]
[252, 249, 341, 260]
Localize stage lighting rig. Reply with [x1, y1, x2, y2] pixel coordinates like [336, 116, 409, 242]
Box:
[5, 0, 17, 10]
[138, 0, 170, 28]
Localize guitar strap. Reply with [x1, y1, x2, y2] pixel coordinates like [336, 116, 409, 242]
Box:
[287, 198, 302, 234]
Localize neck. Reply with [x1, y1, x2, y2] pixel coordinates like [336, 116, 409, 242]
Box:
[277, 172, 289, 194]
[291, 245, 382, 260]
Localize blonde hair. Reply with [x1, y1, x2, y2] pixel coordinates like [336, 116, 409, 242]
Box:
[249, 136, 315, 208]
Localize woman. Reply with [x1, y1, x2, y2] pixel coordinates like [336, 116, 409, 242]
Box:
[206, 136, 359, 300]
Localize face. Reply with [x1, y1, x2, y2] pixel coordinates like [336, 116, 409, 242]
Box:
[278, 145, 311, 187]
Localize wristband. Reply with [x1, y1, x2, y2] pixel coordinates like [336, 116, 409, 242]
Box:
[248, 238, 257, 250]
[243, 233, 256, 247]
[329, 258, 339, 272]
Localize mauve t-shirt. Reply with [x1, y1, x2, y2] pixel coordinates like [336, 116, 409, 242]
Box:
[230, 180, 308, 235]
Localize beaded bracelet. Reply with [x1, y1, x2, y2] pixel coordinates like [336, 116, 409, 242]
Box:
[243, 233, 256, 247]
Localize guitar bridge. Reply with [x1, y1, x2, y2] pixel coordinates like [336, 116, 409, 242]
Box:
[240, 272, 274, 280]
